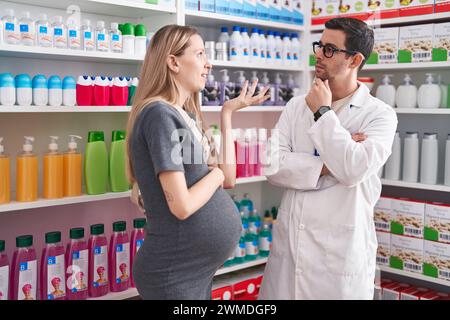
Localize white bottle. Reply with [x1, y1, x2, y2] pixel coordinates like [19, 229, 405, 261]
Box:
[19, 11, 35, 46]
[2, 9, 20, 45]
[36, 13, 52, 47]
[384, 132, 401, 180]
[48, 75, 62, 107]
[290, 33, 301, 67]
[241, 27, 250, 63]
[62, 76, 76, 107]
[281, 32, 292, 66]
[109, 22, 122, 53]
[230, 26, 242, 62]
[134, 24, 148, 57]
[274, 31, 283, 65]
[0, 73, 15, 106]
[445, 134, 450, 186]
[438, 75, 448, 109]
[375, 74, 396, 108]
[259, 29, 267, 64]
[420, 133, 439, 185]
[418, 73, 441, 109]
[81, 19, 95, 51]
[396, 74, 417, 109]
[95, 21, 109, 52]
[218, 27, 230, 49]
[67, 18, 81, 50]
[402, 132, 419, 183]
[15, 74, 32, 107]
[121, 23, 135, 56]
[250, 27, 260, 63]
[266, 30, 275, 64]
[32, 75, 48, 107]
[52, 16, 67, 49]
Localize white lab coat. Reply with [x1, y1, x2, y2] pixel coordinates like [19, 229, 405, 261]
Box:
[259, 83, 398, 300]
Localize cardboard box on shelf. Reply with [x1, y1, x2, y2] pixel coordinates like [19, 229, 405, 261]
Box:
[399, 24, 434, 63]
[433, 23, 450, 62]
[390, 234, 424, 274]
[399, 0, 434, 17]
[374, 197, 393, 232]
[366, 0, 400, 20]
[420, 291, 441, 300]
[391, 198, 425, 238]
[382, 282, 411, 300]
[425, 202, 450, 244]
[435, 0, 450, 13]
[311, 0, 339, 25]
[376, 231, 391, 266]
[336, 0, 369, 21]
[367, 27, 399, 64]
[423, 240, 450, 282]
[400, 287, 433, 300]
[436, 292, 450, 300]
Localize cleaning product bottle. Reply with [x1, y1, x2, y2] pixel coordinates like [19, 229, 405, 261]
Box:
[420, 133, 438, 185]
[218, 27, 230, 60]
[81, 19, 94, 51]
[234, 215, 247, 264]
[36, 13, 52, 47]
[261, 72, 275, 105]
[85, 131, 108, 195]
[18, 11, 35, 46]
[248, 209, 260, 234]
[259, 29, 267, 64]
[240, 193, 254, 217]
[93, 76, 110, 106]
[0, 73, 16, 106]
[418, 74, 441, 109]
[219, 69, 235, 104]
[40, 231, 66, 300]
[438, 75, 448, 109]
[88, 224, 109, 298]
[62, 76, 76, 107]
[396, 74, 417, 109]
[244, 226, 259, 261]
[95, 21, 109, 52]
[134, 24, 147, 57]
[258, 222, 272, 257]
[274, 31, 283, 65]
[10, 235, 37, 300]
[230, 26, 242, 62]
[375, 74, 396, 107]
[250, 71, 261, 96]
[234, 71, 246, 97]
[121, 23, 135, 56]
[240, 27, 250, 63]
[266, 30, 275, 64]
[127, 77, 139, 106]
[256, 128, 267, 176]
[282, 32, 292, 66]
[110, 130, 130, 192]
[274, 73, 287, 106]
[48, 75, 63, 107]
[76, 75, 94, 106]
[290, 32, 301, 67]
[0, 138, 10, 204]
[130, 218, 146, 288]
[66, 227, 88, 300]
[236, 129, 247, 178]
[445, 134, 450, 186]
[263, 210, 273, 230]
[32, 75, 48, 106]
[52, 16, 67, 49]
[2, 9, 20, 45]
[286, 74, 298, 102]
[248, 128, 258, 177]
[16, 136, 38, 202]
[384, 132, 401, 181]
[402, 132, 419, 183]
[67, 18, 80, 50]
[231, 195, 241, 211]
[202, 73, 221, 106]
[109, 221, 130, 292]
[0, 240, 8, 300]
[250, 27, 260, 62]
[43, 136, 64, 199]
[15, 74, 32, 106]
[111, 77, 129, 106]
[109, 22, 122, 53]
[63, 135, 82, 197]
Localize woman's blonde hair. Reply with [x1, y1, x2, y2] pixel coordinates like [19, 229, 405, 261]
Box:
[126, 24, 206, 185]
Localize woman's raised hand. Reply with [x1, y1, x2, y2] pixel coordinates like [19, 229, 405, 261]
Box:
[222, 79, 271, 114]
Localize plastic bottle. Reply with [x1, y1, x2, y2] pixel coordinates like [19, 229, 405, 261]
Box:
[81, 19, 94, 51]
[438, 75, 448, 109]
[256, 128, 267, 176]
[266, 30, 275, 64]
[231, 194, 240, 211]
[18, 11, 35, 46]
[1, 9, 20, 45]
[244, 226, 259, 261]
[240, 193, 254, 217]
[130, 218, 146, 288]
[107, 77, 114, 106]
[0, 73, 16, 106]
[15, 74, 32, 106]
[234, 71, 246, 97]
[88, 224, 109, 298]
[0, 240, 8, 300]
[62, 76, 76, 107]
[52, 16, 67, 49]
[402, 132, 419, 183]
[202, 73, 221, 106]
[281, 33, 292, 66]
[247, 128, 258, 177]
[95, 21, 108, 52]
[274, 73, 287, 106]
[236, 129, 247, 178]
[65, 228, 89, 300]
[43, 136, 64, 199]
[76, 75, 94, 106]
[261, 72, 275, 106]
[240, 27, 250, 63]
[110, 130, 130, 192]
[250, 71, 261, 96]
[127, 77, 139, 106]
[250, 27, 260, 62]
[109, 22, 122, 53]
[274, 31, 283, 65]
[219, 69, 235, 104]
[418, 74, 441, 109]
[286, 74, 298, 102]
[67, 18, 81, 50]
[218, 27, 230, 55]
[63, 135, 82, 197]
[40, 231, 66, 300]
[384, 132, 401, 181]
[32, 75, 48, 106]
[135, 24, 147, 57]
[420, 133, 438, 185]
[109, 221, 130, 292]
[0, 138, 10, 204]
[396, 74, 417, 109]
[111, 77, 129, 106]
[263, 210, 273, 230]
[290, 33, 301, 67]
[445, 135, 450, 186]
[48, 75, 63, 107]
[230, 26, 242, 62]
[16, 137, 38, 202]
[258, 222, 272, 257]
[93, 76, 110, 106]
[249, 209, 261, 234]
[375, 74, 396, 107]
[10, 235, 37, 300]
[36, 13, 52, 47]
[234, 213, 247, 263]
[122, 23, 135, 56]
[259, 29, 267, 64]
[85, 131, 109, 195]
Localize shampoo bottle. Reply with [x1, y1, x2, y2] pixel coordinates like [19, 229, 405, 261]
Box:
[63, 135, 82, 197]
[76, 75, 94, 106]
[85, 131, 108, 195]
[127, 77, 139, 106]
[130, 218, 146, 288]
[0, 137, 10, 204]
[375, 74, 396, 108]
[43, 136, 64, 199]
[88, 224, 109, 298]
[15, 74, 32, 106]
[261, 72, 275, 105]
[48, 75, 63, 107]
[219, 69, 235, 104]
[109, 221, 130, 292]
[0, 73, 16, 106]
[109, 130, 130, 192]
[402, 132, 419, 183]
[32, 75, 48, 106]
[16, 137, 38, 202]
[384, 132, 401, 180]
[65, 227, 88, 300]
[10, 235, 37, 300]
[396, 74, 417, 109]
[62, 76, 76, 107]
[40, 231, 66, 300]
[420, 133, 438, 185]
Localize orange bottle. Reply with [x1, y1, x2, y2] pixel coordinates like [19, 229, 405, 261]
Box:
[43, 136, 64, 199]
[63, 135, 82, 197]
[16, 136, 38, 202]
[0, 137, 10, 204]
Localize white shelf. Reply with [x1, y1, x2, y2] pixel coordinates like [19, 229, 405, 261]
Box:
[201, 105, 285, 112]
[309, 61, 450, 72]
[0, 106, 132, 113]
[185, 10, 304, 32]
[379, 265, 450, 287]
[395, 108, 450, 115]
[235, 176, 267, 184]
[382, 179, 450, 193]
[211, 60, 303, 72]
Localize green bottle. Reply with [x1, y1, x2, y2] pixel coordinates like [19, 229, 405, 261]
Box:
[258, 223, 272, 257]
[84, 131, 108, 195]
[109, 130, 130, 192]
[231, 195, 240, 211]
[234, 235, 246, 264]
[249, 209, 261, 235]
[127, 78, 139, 106]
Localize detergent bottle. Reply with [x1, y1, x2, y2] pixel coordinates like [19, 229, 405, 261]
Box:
[93, 76, 110, 106]
[111, 77, 129, 106]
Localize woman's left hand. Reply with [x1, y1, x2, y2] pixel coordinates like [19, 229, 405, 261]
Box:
[222, 80, 270, 114]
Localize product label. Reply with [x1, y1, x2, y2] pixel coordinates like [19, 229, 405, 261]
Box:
[84, 31, 92, 39]
[69, 30, 77, 38]
[135, 239, 143, 254]
[112, 34, 119, 41]
[5, 23, 14, 31]
[399, 25, 433, 63]
[97, 33, 109, 50]
[93, 246, 108, 287]
[68, 29, 80, 48]
[54, 28, 63, 36]
[18, 260, 37, 300]
[275, 50, 282, 60]
[376, 231, 391, 266]
[47, 254, 66, 300]
[20, 25, 29, 33]
[235, 242, 246, 258]
[67, 249, 88, 293]
[111, 34, 122, 51]
[54, 28, 66, 46]
[433, 23, 450, 61]
[115, 243, 130, 284]
[390, 235, 423, 274]
[259, 236, 272, 251]
[391, 199, 424, 238]
[98, 34, 105, 41]
[370, 27, 399, 64]
[245, 240, 259, 256]
[0, 265, 9, 300]
[39, 26, 48, 34]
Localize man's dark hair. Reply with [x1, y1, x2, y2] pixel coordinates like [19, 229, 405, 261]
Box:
[325, 18, 374, 70]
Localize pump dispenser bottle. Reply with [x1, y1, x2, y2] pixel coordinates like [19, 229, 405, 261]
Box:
[396, 74, 417, 109]
[376, 74, 396, 107]
[418, 74, 441, 109]
[0, 137, 10, 204]
[16, 136, 38, 202]
[219, 69, 235, 104]
[44, 136, 64, 199]
[64, 135, 82, 197]
[261, 72, 275, 105]
[235, 71, 246, 97]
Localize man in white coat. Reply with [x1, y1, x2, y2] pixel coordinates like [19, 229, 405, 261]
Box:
[259, 18, 398, 300]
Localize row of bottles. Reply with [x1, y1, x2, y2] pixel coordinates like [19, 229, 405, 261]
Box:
[76, 76, 138, 106]
[382, 132, 450, 186]
[0, 131, 129, 204]
[0, 219, 146, 300]
[375, 74, 449, 109]
[232, 128, 268, 178]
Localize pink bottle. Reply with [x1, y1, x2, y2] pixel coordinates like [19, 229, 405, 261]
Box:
[108, 77, 114, 106]
[236, 129, 248, 178]
[76, 75, 94, 106]
[255, 128, 267, 176]
[93, 76, 110, 106]
[247, 128, 258, 177]
[130, 218, 146, 288]
[109, 221, 130, 292]
[40, 231, 66, 300]
[66, 227, 89, 300]
[111, 77, 129, 106]
[88, 224, 109, 298]
[0, 240, 9, 300]
[10, 235, 37, 300]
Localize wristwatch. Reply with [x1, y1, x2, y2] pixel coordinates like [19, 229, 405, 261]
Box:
[314, 105, 331, 122]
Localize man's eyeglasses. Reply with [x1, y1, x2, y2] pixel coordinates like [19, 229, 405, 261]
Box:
[312, 41, 358, 58]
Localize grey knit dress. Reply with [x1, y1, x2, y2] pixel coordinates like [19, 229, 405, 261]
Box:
[130, 101, 241, 300]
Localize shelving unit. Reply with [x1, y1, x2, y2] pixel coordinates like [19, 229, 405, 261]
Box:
[378, 265, 450, 287]
[394, 108, 450, 115]
[381, 179, 450, 193]
[309, 61, 450, 72]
